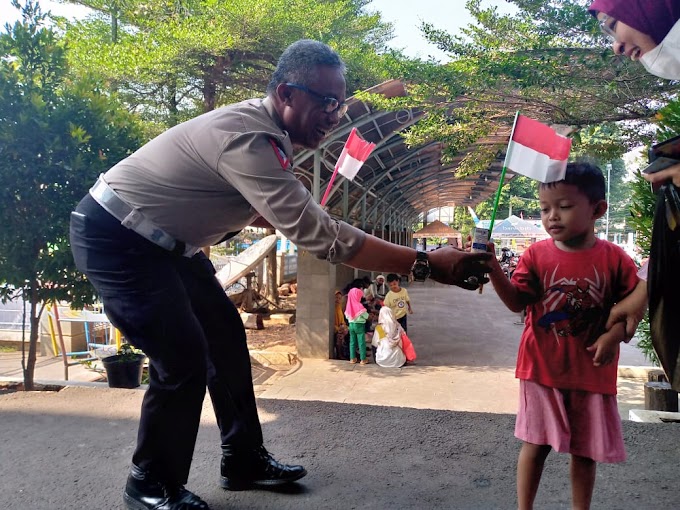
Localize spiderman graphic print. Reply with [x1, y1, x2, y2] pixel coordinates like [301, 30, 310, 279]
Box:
[537, 273, 606, 341]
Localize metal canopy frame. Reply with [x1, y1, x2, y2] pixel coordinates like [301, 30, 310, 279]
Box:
[292, 80, 511, 233]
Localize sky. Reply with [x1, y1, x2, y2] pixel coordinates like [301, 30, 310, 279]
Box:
[367, 0, 516, 60]
[1, 0, 516, 60]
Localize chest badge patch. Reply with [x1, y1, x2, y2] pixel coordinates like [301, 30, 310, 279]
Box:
[269, 138, 291, 170]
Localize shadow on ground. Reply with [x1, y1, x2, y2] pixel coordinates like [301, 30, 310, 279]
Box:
[0, 387, 678, 510]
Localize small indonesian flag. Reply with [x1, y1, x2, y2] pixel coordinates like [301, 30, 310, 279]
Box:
[320, 127, 376, 206]
[505, 114, 572, 183]
[336, 127, 376, 181]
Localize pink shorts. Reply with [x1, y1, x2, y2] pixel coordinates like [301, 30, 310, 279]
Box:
[515, 380, 626, 463]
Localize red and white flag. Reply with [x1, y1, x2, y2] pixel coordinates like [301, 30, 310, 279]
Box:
[505, 114, 572, 183]
[320, 127, 375, 206]
[336, 127, 376, 181]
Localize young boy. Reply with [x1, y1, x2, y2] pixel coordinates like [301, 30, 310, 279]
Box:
[384, 273, 412, 332]
[487, 162, 639, 510]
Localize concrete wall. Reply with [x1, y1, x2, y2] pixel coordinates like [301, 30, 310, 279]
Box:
[295, 251, 354, 359]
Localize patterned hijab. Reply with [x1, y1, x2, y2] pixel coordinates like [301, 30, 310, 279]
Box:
[589, 0, 680, 45]
[344, 288, 366, 321]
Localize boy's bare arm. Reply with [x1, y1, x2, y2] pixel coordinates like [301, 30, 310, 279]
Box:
[605, 279, 647, 341]
[487, 243, 530, 312]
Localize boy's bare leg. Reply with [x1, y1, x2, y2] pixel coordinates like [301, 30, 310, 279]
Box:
[570, 454, 596, 510]
[517, 442, 551, 510]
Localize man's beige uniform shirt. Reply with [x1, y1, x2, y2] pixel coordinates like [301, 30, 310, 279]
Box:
[104, 97, 365, 263]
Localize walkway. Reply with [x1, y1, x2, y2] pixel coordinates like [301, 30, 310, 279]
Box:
[258, 281, 650, 419]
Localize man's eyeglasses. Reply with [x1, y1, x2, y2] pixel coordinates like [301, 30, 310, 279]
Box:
[599, 14, 618, 43]
[286, 83, 348, 117]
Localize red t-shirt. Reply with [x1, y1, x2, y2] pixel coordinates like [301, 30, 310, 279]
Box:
[512, 239, 639, 395]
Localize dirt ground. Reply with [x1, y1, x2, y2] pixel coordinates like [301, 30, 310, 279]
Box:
[245, 323, 296, 352]
[243, 292, 298, 353]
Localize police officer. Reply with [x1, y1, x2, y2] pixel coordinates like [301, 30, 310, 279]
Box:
[70, 39, 492, 509]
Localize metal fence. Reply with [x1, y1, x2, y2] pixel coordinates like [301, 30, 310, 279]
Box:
[0, 300, 29, 331]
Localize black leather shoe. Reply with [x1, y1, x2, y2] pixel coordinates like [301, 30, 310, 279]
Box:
[124, 464, 210, 509]
[220, 445, 307, 491]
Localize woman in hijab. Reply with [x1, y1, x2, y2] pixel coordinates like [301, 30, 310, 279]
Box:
[589, 0, 680, 196]
[590, 1, 680, 389]
[344, 287, 370, 364]
[374, 307, 407, 368]
[589, 0, 680, 79]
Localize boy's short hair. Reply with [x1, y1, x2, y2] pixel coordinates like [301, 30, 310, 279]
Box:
[539, 161, 605, 204]
[386, 273, 400, 283]
[350, 278, 365, 289]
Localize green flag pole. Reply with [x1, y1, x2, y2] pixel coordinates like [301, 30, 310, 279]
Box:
[487, 111, 520, 237]
[488, 165, 507, 236]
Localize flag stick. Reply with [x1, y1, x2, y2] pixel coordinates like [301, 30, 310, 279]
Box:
[478, 111, 519, 294]
[487, 165, 508, 236]
[488, 111, 520, 235]
[320, 167, 339, 207]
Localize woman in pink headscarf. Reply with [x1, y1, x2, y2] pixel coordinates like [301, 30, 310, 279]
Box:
[344, 287, 370, 364]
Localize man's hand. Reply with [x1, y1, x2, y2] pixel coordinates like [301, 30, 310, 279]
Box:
[427, 246, 492, 290]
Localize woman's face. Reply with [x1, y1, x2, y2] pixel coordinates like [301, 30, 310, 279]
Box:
[597, 12, 658, 60]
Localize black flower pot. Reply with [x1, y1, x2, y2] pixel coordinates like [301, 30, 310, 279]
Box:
[102, 353, 145, 388]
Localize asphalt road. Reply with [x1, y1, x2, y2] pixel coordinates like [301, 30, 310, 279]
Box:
[0, 387, 678, 510]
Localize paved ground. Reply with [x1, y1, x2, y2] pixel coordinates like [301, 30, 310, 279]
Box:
[257, 282, 653, 420]
[1, 282, 678, 509]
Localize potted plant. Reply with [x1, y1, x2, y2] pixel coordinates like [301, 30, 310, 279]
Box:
[101, 344, 146, 388]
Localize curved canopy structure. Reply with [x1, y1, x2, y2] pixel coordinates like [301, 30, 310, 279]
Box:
[292, 80, 513, 234]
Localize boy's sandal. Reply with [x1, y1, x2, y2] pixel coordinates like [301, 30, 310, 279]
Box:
[360, 359, 370, 365]
[349, 358, 358, 364]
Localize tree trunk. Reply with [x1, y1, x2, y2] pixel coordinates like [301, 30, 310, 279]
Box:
[167, 83, 180, 127]
[22, 286, 39, 391]
[203, 55, 229, 113]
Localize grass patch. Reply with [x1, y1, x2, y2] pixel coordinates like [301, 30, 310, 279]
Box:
[0, 345, 17, 353]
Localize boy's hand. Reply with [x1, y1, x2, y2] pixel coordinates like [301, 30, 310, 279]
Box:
[587, 323, 625, 366]
[485, 241, 503, 275]
[604, 280, 647, 341]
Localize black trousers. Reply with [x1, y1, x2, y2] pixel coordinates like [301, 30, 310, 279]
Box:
[70, 194, 263, 485]
[397, 315, 408, 333]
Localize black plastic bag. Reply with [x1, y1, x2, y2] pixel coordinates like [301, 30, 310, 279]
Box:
[648, 183, 680, 391]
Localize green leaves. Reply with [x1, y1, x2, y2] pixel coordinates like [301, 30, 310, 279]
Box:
[63, 0, 397, 124]
[0, 2, 143, 318]
[399, 0, 676, 172]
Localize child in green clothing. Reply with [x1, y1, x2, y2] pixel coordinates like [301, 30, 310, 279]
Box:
[344, 287, 370, 364]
